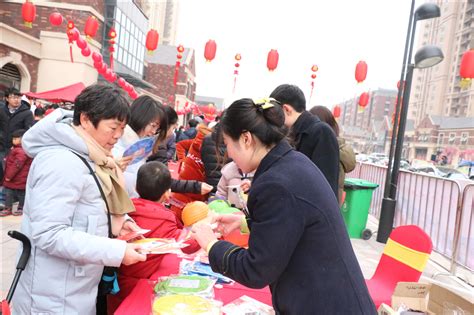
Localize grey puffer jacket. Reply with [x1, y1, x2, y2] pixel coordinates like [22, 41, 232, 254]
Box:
[12, 109, 127, 315]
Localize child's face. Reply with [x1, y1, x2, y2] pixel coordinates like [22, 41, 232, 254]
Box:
[12, 137, 21, 146]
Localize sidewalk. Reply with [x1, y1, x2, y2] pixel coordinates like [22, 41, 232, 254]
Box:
[1, 214, 473, 303]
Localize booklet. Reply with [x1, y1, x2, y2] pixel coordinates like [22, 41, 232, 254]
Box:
[122, 136, 155, 165]
[133, 238, 189, 255]
[117, 229, 150, 242]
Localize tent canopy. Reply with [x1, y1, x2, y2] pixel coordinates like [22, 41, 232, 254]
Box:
[26, 82, 85, 103]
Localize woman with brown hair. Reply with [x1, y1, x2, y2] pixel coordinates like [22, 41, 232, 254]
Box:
[310, 105, 356, 205]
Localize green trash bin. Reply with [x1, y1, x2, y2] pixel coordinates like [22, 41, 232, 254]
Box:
[341, 178, 379, 239]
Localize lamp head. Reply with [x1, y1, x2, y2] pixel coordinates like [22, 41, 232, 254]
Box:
[414, 3, 441, 21]
[414, 45, 444, 69]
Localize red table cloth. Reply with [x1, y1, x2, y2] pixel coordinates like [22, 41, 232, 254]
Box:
[114, 254, 272, 314]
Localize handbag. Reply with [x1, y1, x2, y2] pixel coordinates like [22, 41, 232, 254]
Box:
[72, 151, 120, 296]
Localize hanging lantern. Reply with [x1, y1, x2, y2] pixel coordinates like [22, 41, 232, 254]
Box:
[267, 49, 279, 71]
[81, 46, 91, 57]
[84, 16, 99, 41]
[174, 45, 184, 87]
[66, 21, 76, 63]
[333, 105, 341, 119]
[311, 65, 319, 72]
[49, 12, 63, 26]
[204, 40, 217, 62]
[311, 74, 317, 79]
[460, 49, 474, 89]
[358, 92, 369, 107]
[22, 1, 36, 28]
[76, 36, 87, 49]
[146, 29, 159, 53]
[355, 61, 368, 83]
[108, 28, 116, 70]
[310, 64, 319, 101]
[233, 53, 241, 94]
[92, 52, 102, 63]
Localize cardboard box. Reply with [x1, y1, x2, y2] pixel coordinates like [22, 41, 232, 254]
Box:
[391, 282, 473, 314]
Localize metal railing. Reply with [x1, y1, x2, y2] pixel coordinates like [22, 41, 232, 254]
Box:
[348, 162, 473, 271]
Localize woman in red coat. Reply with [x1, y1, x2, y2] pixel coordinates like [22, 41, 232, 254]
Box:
[0, 129, 32, 216]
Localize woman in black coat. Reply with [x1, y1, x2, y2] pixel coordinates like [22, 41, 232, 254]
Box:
[192, 98, 376, 314]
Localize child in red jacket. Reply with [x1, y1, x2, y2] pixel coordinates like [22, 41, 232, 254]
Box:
[109, 161, 200, 311]
[0, 129, 32, 216]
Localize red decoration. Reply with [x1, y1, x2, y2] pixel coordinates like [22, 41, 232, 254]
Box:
[311, 65, 319, 72]
[76, 36, 87, 49]
[204, 40, 217, 62]
[81, 46, 91, 57]
[311, 74, 317, 79]
[355, 61, 368, 83]
[66, 21, 76, 63]
[460, 50, 474, 78]
[233, 53, 242, 93]
[177, 45, 185, 53]
[117, 77, 126, 88]
[22, 1, 36, 28]
[333, 105, 341, 118]
[174, 45, 184, 87]
[359, 92, 370, 107]
[108, 28, 117, 70]
[84, 16, 99, 40]
[310, 64, 319, 101]
[146, 29, 159, 53]
[49, 12, 63, 26]
[92, 52, 102, 63]
[267, 49, 279, 71]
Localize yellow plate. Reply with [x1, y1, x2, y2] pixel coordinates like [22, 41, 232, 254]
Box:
[153, 295, 213, 314]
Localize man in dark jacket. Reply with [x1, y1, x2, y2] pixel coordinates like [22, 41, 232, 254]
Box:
[270, 84, 340, 199]
[3, 88, 34, 149]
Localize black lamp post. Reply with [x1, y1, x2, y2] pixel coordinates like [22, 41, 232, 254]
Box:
[378, 2, 442, 243]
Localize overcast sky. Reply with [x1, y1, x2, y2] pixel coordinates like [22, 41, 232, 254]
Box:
[176, 0, 421, 108]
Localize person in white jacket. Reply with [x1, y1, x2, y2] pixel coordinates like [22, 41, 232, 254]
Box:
[12, 84, 146, 315]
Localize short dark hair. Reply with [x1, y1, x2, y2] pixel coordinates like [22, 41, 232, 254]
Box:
[5, 87, 21, 98]
[309, 106, 339, 137]
[12, 129, 26, 138]
[270, 84, 306, 112]
[164, 105, 178, 126]
[188, 119, 198, 128]
[73, 83, 130, 127]
[129, 95, 168, 142]
[136, 161, 171, 201]
[34, 107, 46, 117]
[220, 98, 286, 147]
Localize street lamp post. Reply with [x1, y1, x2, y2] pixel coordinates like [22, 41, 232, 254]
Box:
[378, 3, 442, 243]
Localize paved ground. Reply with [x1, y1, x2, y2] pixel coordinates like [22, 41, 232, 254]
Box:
[1, 214, 473, 303]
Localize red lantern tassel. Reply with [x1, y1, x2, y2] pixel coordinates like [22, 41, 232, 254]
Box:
[174, 61, 180, 87]
[69, 44, 74, 63]
[233, 69, 239, 94]
[310, 81, 315, 100]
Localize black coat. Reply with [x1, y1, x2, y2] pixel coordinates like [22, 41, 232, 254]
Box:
[0, 103, 9, 152]
[2, 102, 34, 148]
[201, 132, 228, 191]
[290, 111, 339, 199]
[209, 141, 375, 314]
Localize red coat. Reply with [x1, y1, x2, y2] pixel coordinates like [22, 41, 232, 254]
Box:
[112, 198, 199, 307]
[3, 144, 32, 189]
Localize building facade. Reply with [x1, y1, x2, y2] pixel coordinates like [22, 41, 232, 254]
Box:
[408, 0, 474, 126]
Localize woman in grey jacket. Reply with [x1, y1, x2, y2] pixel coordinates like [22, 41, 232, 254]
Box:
[12, 84, 146, 315]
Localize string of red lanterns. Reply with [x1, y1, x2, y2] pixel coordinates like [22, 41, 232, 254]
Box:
[233, 53, 241, 94]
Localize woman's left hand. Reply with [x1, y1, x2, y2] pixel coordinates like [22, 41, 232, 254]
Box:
[191, 223, 218, 250]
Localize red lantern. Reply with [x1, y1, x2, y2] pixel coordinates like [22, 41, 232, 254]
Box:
[355, 61, 368, 83]
[333, 105, 341, 118]
[359, 92, 370, 107]
[146, 29, 159, 53]
[174, 46, 185, 87]
[311, 74, 317, 79]
[460, 50, 474, 78]
[204, 40, 217, 62]
[81, 47, 91, 57]
[66, 21, 76, 63]
[22, 1, 36, 28]
[117, 77, 126, 88]
[84, 16, 99, 40]
[76, 36, 87, 49]
[267, 49, 279, 71]
[235, 53, 242, 61]
[49, 12, 63, 26]
[177, 45, 184, 53]
[311, 65, 319, 72]
[92, 52, 102, 63]
[108, 28, 117, 70]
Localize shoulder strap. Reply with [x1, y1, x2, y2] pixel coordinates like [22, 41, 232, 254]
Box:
[71, 151, 113, 238]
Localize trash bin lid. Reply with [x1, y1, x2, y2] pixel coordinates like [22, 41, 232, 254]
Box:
[344, 178, 379, 189]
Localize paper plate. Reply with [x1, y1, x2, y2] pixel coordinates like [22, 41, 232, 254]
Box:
[152, 295, 213, 314]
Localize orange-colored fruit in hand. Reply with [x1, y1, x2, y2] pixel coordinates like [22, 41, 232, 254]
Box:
[182, 201, 209, 226]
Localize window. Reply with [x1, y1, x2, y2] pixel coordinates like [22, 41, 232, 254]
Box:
[438, 133, 444, 145]
[461, 132, 468, 144]
[448, 133, 456, 143]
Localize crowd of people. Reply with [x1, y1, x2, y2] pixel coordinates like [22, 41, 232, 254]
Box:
[2, 82, 375, 314]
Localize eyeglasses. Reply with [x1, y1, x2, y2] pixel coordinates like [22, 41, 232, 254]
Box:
[148, 122, 160, 129]
[7, 95, 21, 100]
